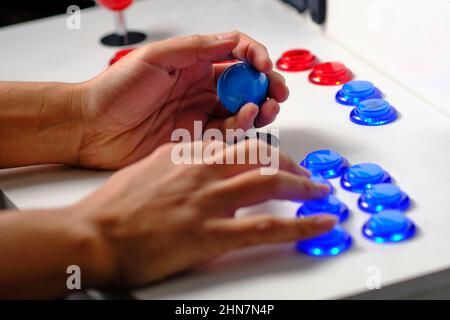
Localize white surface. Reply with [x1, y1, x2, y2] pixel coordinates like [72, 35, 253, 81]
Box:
[325, 0, 450, 117]
[0, 0, 450, 299]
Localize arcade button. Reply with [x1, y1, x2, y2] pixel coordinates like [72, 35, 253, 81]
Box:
[297, 225, 353, 256]
[358, 183, 410, 213]
[297, 195, 349, 223]
[109, 48, 135, 66]
[308, 62, 353, 86]
[335, 80, 382, 106]
[301, 149, 349, 179]
[276, 49, 318, 72]
[340, 163, 391, 193]
[362, 210, 416, 243]
[350, 99, 398, 126]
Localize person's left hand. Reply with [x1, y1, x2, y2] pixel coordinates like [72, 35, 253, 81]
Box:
[75, 31, 289, 169]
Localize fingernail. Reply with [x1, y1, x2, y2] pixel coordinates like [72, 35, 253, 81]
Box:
[216, 31, 240, 41]
[302, 168, 312, 178]
[314, 183, 331, 197]
[313, 215, 338, 229]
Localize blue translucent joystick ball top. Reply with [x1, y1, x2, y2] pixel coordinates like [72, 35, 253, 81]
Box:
[297, 225, 352, 256]
[217, 62, 269, 113]
[362, 210, 416, 243]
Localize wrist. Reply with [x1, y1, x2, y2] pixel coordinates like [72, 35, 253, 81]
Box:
[65, 203, 119, 290]
[0, 81, 86, 167]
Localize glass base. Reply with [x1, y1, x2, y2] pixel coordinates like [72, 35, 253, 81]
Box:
[100, 31, 146, 47]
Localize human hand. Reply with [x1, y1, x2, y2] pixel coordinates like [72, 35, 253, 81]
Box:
[77, 141, 335, 288]
[76, 31, 289, 169]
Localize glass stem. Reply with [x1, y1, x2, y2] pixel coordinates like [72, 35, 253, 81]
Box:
[115, 10, 128, 45]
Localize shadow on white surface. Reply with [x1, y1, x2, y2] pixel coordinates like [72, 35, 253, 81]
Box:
[0, 165, 111, 190]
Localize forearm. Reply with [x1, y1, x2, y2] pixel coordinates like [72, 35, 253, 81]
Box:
[0, 207, 114, 299]
[0, 82, 84, 168]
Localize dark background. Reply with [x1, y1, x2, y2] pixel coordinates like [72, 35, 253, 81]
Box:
[0, 1, 96, 27]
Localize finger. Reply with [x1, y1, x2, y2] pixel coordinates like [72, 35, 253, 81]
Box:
[207, 139, 311, 179]
[229, 32, 273, 73]
[205, 214, 337, 251]
[205, 103, 259, 133]
[267, 71, 289, 103]
[202, 170, 329, 213]
[139, 32, 240, 70]
[254, 99, 280, 128]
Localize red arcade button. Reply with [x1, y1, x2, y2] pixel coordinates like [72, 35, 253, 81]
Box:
[276, 49, 318, 72]
[109, 48, 135, 66]
[308, 62, 353, 85]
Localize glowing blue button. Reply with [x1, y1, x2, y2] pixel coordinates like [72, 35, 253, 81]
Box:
[362, 210, 416, 243]
[297, 225, 352, 256]
[358, 183, 410, 213]
[297, 195, 349, 223]
[217, 62, 269, 113]
[301, 150, 348, 179]
[340, 163, 391, 193]
[335, 80, 382, 106]
[350, 99, 398, 126]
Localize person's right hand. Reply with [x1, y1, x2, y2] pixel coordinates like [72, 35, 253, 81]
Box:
[76, 140, 336, 289]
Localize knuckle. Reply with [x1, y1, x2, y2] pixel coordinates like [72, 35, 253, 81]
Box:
[255, 217, 282, 233]
[265, 173, 284, 192]
[294, 221, 309, 239]
[155, 143, 176, 156]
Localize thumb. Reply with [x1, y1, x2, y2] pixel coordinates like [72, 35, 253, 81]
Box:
[140, 31, 240, 70]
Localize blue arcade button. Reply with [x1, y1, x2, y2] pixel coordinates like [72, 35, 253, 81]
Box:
[362, 210, 416, 243]
[301, 149, 349, 179]
[297, 195, 349, 223]
[350, 99, 398, 126]
[297, 225, 352, 256]
[335, 80, 382, 106]
[340, 163, 391, 193]
[217, 62, 269, 113]
[358, 183, 410, 213]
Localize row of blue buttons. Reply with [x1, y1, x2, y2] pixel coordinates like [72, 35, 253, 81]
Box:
[296, 149, 416, 256]
[335, 80, 398, 126]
